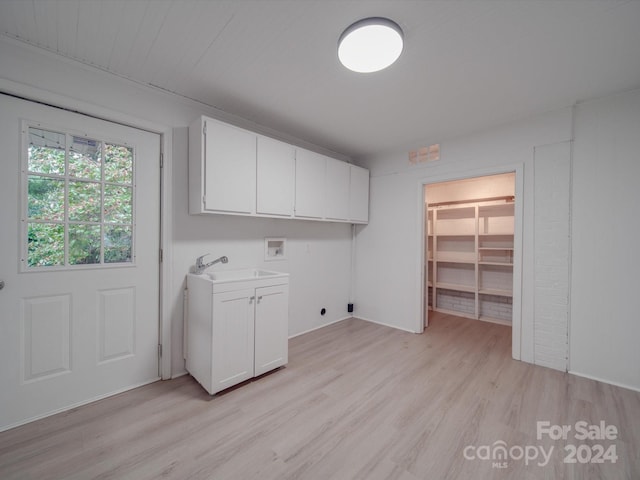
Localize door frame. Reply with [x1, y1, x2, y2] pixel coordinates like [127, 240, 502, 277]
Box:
[0, 78, 174, 380]
[417, 163, 524, 360]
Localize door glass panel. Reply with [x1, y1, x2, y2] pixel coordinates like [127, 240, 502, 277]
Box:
[69, 136, 101, 180]
[104, 185, 132, 224]
[24, 125, 136, 269]
[68, 181, 101, 222]
[104, 225, 132, 263]
[105, 144, 133, 184]
[69, 224, 101, 265]
[27, 223, 65, 267]
[28, 176, 65, 221]
[28, 127, 66, 175]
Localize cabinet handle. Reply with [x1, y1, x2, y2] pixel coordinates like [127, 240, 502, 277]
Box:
[249, 296, 255, 304]
[257, 295, 263, 303]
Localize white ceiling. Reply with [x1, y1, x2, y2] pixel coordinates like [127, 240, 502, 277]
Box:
[1, 0, 639, 158]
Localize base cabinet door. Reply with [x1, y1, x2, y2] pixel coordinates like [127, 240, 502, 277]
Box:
[211, 289, 255, 392]
[254, 284, 289, 376]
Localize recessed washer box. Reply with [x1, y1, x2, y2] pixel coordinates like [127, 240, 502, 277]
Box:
[265, 237, 286, 261]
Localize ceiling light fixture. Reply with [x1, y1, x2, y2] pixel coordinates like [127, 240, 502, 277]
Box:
[338, 17, 404, 73]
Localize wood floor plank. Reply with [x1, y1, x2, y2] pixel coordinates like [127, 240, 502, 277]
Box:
[0, 313, 638, 479]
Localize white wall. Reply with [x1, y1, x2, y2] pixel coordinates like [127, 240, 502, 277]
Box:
[172, 127, 352, 341]
[0, 38, 353, 378]
[354, 108, 573, 365]
[570, 89, 640, 391]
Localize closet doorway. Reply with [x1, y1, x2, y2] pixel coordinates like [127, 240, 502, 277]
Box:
[423, 172, 520, 351]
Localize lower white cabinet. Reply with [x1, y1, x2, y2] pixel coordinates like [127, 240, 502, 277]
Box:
[186, 272, 289, 395]
[254, 284, 289, 376]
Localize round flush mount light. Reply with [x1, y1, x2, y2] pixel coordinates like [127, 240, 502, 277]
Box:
[338, 17, 404, 73]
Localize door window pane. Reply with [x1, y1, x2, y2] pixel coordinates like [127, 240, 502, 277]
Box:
[69, 136, 101, 180]
[104, 225, 132, 263]
[28, 177, 65, 221]
[105, 144, 133, 184]
[68, 181, 101, 222]
[104, 185, 132, 224]
[27, 223, 65, 267]
[24, 125, 136, 269]
[69, 224, 101, 265]
[28, 127, 66, 175]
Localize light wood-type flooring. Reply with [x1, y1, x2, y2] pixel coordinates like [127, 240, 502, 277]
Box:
[1, 312, 638, 479]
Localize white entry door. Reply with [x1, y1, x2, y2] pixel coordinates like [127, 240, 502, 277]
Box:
[0, 94, 161, 431]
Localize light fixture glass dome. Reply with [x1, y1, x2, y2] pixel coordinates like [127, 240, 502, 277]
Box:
[338, 17, 404, 73]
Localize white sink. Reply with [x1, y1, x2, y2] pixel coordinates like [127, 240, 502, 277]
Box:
[205, 268, 284, 283]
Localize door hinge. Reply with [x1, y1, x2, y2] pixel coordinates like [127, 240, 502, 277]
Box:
[160, 152, 164, 169]
[158, 344, 163, 358]
[203, 123, 207, 135]
[202, 195, 206, 205]
[159, 248, 163, 263]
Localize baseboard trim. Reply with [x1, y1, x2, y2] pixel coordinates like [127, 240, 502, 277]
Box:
[288, 316, 352, 339]
[569, 370, 640, 393]
[356, 316, 418, 334]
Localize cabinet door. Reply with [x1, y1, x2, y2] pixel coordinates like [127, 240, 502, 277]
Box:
[211, 289, 255, 393]
[256, 136, 295, 216]
[325, 158, 350, 221]
[254, 284, 289, 376]
[349, 165, 369, 223]
[204, 119, 256, 214]
[294, 149, 325, 219]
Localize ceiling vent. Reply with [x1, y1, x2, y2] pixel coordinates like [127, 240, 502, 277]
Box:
[409, 144, 440, 165]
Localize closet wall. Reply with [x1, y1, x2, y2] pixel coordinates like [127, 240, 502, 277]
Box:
[426, 173, 515, 325]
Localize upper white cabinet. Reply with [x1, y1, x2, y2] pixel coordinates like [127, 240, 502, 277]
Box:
[256, 135, 295, 216]
[325, 158, 350, 220]
[189, 117, 256, 214]
[349, 165, 370, 223]
[294, 149, 326, 219]
[189, 115, 369, 223]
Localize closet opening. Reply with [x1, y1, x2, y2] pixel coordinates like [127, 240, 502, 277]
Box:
[423, 172, 517, 341]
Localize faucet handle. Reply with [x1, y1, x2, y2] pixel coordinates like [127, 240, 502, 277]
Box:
[195, 253, 210, 274]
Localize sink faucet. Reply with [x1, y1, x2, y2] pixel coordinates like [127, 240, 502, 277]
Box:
[195, 254, 228, 274]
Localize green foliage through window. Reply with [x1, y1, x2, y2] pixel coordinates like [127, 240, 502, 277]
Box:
[26, 126, 135, 268]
